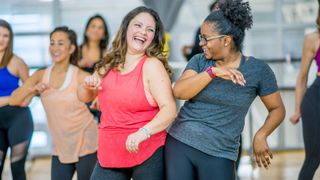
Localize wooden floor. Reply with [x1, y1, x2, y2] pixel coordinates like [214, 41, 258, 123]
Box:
[2, 150, 320, 180]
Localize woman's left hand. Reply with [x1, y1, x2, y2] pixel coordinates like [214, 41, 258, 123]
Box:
[253, 132, 273, 169]
[125, 130, 149, 153]
[212, 67, 246, 86]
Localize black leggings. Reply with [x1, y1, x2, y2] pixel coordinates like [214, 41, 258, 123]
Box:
[299, 77, 320, 180]
[0, 105, 33, 180]
[165, 135, 235, 180]
[51, 152, 97, 180]
[90, 147, 165, 180]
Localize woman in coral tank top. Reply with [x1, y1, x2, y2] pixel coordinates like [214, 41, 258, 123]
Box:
[10, 26, 98, 180]
[78, 6, 176, 180]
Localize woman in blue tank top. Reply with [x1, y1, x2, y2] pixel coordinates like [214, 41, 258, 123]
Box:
[0, 19, 33, 180]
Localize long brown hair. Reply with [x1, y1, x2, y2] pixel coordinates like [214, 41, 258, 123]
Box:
[0, 19, 14, 68]
[95, 6, 171, 77]
[79, 14, 109, 59]
[50, 26, 79, 66]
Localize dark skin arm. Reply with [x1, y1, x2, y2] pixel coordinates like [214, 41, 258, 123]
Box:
[253, 91, 285, 169]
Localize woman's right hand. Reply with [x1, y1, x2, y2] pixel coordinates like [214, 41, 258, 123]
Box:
[212, 67, 246, 86]
[83, 74, 102, 90]
[289, 112, 301, 125]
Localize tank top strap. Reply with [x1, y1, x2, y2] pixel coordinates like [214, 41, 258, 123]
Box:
[135, 55, 148, 75]
[69, 66, 79, 88]
[41, 65, 77, 91]
[41, 66, 52, 84]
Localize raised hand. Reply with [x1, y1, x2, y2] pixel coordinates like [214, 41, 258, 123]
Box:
[83, 73, 102, 90]
[212, 66, 246, 86]
[33, 82, 50, 94]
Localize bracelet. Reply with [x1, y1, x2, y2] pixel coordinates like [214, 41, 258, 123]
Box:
[139, 127, 151, 138]
[206, 66, 217, 79]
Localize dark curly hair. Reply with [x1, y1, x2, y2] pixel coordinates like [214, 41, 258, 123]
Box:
[204, 0, 253, 51]
[50, 26, 79, 66]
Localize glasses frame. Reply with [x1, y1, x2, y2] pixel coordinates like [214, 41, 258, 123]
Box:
[198, 34, 228, 44]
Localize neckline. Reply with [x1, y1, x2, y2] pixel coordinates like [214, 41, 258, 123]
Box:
[212, 54, 247, 69]
[47, 64, 74, 91]
[117, 55, 147, 76]
[239, 54, 247, 68]
[0, 66, 19, 78]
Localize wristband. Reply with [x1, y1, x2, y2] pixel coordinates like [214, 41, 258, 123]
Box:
[206, 66, 217, 79]
[139, 127, 151, 138]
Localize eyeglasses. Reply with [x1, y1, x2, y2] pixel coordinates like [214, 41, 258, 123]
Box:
[198, 34, 227, 44]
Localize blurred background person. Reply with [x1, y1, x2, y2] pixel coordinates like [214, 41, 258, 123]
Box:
[290, 1, 320, 179]
[10, 26, 98, 180]
[0, 19, 33, 180]
[181, 2, 217, 61]
[79, 14, 109, 73]
[79, 14, 110, 121]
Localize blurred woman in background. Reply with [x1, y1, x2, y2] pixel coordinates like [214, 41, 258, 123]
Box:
[290, 2, 320, 179]
[79, 14, 109, 73]
[10, 26, 98, 180]
[0, 19, 33, 180]
[79, 14, 110, 120]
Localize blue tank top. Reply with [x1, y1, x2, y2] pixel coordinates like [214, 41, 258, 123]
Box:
[0, 67, 19, 97]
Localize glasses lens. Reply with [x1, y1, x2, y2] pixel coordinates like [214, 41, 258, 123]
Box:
[199, 35, 206, 43]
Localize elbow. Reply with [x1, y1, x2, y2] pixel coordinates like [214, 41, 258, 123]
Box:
[173, 90, 182, 100]
[162, 102, 178, 127]
[8, 92, 18, 106]
[77, 94, 91, 103]
[173, 88, 189, 100]
[271, 103, 286, 123]
[168, 103, 178, 123]
[169, 105, 177, 121]
[77, 94, 86, 103]
[9, 97, 20, 106]
[77, 89, 94, 103]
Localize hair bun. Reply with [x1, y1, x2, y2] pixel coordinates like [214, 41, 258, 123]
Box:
[219, 0, 253, 31]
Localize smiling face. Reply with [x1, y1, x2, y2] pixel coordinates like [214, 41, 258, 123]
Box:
[49, 31, 75, 64]
[200, 22, 226, 60]
[126, 12, 156, 54]
[0, 26, 10, 53]
[86, 18, 105, 42]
